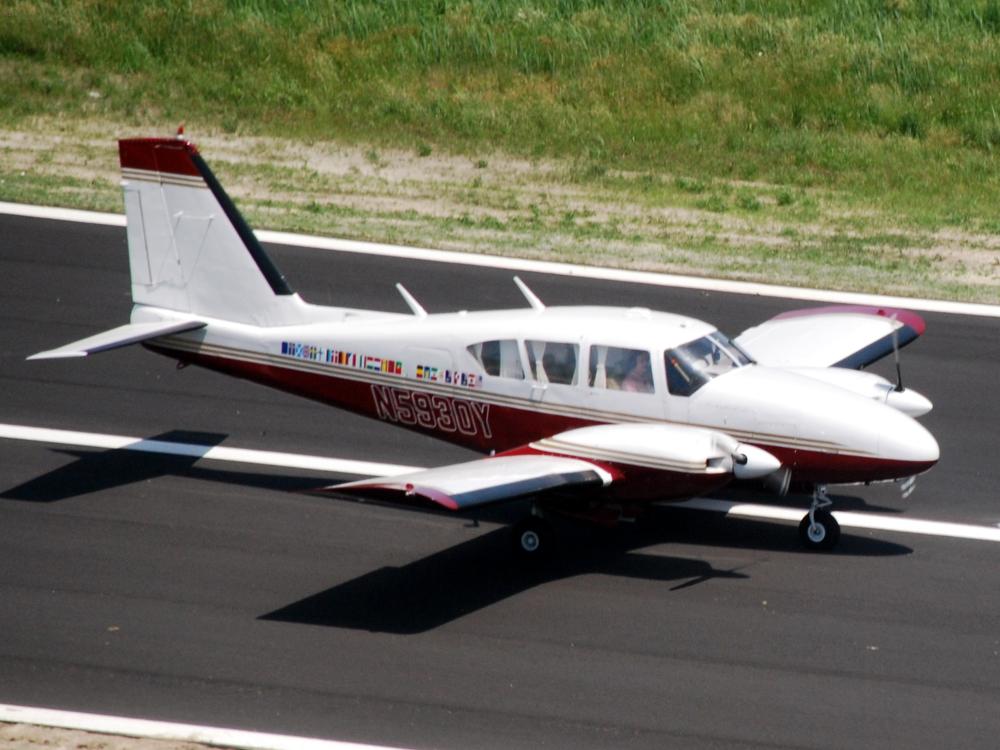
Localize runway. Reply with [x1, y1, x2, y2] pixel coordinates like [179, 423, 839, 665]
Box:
[2, 212, 999, 749]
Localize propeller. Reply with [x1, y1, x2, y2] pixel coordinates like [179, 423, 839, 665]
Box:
[898, 475, 917, 499]
[891, 313, 904, 392]
[883, 312, 933, 416]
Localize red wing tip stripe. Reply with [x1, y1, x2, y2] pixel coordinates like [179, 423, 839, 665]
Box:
[119, 137, 201, 177]
[328, 481, 460, 510]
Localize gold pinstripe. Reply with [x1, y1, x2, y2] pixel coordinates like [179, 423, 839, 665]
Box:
[122, 167, 205, 189]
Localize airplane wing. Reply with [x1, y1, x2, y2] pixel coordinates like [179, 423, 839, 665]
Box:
[28, 319, 206, 360]
[326, 423, 781, 512]
[734, 305, 925, 369]
[331, 454, 613, 511]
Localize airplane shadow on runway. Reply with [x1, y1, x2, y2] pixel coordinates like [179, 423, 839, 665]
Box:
[0, 432, 324, 502]
[2, 438, 912, 635]
[260, 504, 912, 634]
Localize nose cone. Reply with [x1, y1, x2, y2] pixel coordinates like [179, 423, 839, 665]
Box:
[877, 409, 940, 471]
[693, 366, 940, 483]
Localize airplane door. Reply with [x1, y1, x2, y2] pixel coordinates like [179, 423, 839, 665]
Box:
[524, 339, 584, 409]
[464, 339, 534, 402]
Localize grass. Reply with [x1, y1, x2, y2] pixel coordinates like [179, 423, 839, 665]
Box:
[3, 1, 1000, 301]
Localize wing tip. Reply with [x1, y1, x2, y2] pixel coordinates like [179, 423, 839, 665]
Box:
[26, 350, 88, 361]
[324, 480, 461, 511]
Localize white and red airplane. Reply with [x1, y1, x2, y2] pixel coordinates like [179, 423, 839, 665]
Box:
[30, 134, 940, 556]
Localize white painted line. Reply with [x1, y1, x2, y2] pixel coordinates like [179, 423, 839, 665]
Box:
[3, 421, 1000, 545]
[3, 201, 999, 319]
[0, 704, 412, 750]
[676, 498, 1000, 544]
[0, 423, 418, 478]
[0, 201, 125, 227]
[257, 229, 1000, 318]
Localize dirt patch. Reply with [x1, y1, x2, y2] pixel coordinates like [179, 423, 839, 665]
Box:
[2, 116, 998, 303]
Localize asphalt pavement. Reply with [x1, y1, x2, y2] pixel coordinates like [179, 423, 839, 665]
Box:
[1, 213, 999, 749]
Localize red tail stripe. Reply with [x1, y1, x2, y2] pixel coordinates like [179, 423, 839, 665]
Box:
[118, 137, 201, 178]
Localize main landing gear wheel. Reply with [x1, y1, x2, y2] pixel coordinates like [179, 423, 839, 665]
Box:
[798, 510, 840, 552]
[511, 516, 554, 561]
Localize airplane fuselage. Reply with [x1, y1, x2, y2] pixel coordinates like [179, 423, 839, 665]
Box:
[138, 302, 939, 496]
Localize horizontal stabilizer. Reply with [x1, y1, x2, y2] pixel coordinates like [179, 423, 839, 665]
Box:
[327, 454, 612, 511]
[27, 319, 206, 360]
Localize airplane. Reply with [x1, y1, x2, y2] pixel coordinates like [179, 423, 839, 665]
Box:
[29, 133, 940, 557]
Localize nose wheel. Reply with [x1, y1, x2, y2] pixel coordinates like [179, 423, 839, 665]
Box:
[798, 485, 840, 551]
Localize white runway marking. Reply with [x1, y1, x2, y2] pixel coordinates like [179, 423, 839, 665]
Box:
[0, 423, 417, 478]
[3, 422, 1000, 544]
[3, 201, 999, 319]
[0, 704, 412, 750]
[674, 498, 1000, 543]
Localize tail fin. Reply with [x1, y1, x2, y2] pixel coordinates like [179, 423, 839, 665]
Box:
[119, 136, 305, 326]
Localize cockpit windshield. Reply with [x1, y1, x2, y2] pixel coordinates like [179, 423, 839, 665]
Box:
[664, 331, 753, 397]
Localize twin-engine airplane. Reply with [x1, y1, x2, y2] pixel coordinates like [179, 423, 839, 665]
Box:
[30, 134, 940, 556]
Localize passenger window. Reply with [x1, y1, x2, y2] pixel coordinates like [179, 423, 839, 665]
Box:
[589, 346, 654, 393]
[526, 340, 579, 385]
[467, 340, 524, 379]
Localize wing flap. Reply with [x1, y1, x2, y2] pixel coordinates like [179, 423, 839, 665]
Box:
[27, 319, 206, 360]
[735, 305, 925, 369]
[328, 454, 612, 511]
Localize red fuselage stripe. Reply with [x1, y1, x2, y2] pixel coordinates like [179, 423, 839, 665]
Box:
[150, 344, 934, 486]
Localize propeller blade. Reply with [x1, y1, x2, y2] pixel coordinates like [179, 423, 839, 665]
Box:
[891, 313, 904, 392]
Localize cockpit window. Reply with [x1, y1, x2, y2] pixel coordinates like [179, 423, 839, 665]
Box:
[467, 339, 524, 379]
[664, 331, 751, 397]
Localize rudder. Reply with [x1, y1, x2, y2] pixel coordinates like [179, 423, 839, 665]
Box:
[119, 136, 304, 326]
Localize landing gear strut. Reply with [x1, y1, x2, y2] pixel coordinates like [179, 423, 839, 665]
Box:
[798, 485, 840, 551]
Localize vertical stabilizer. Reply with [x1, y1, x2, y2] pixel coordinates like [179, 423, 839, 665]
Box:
[119, 136, 305, 326]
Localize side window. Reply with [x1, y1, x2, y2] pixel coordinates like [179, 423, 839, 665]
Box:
[526, 340, 579, 385]
[589, 345, 654, 393]
[467, 340, 524, 379]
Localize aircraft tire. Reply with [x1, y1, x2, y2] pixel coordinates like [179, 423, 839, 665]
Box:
[512, 517, 554, 560]
[798, 509, 840, 551]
